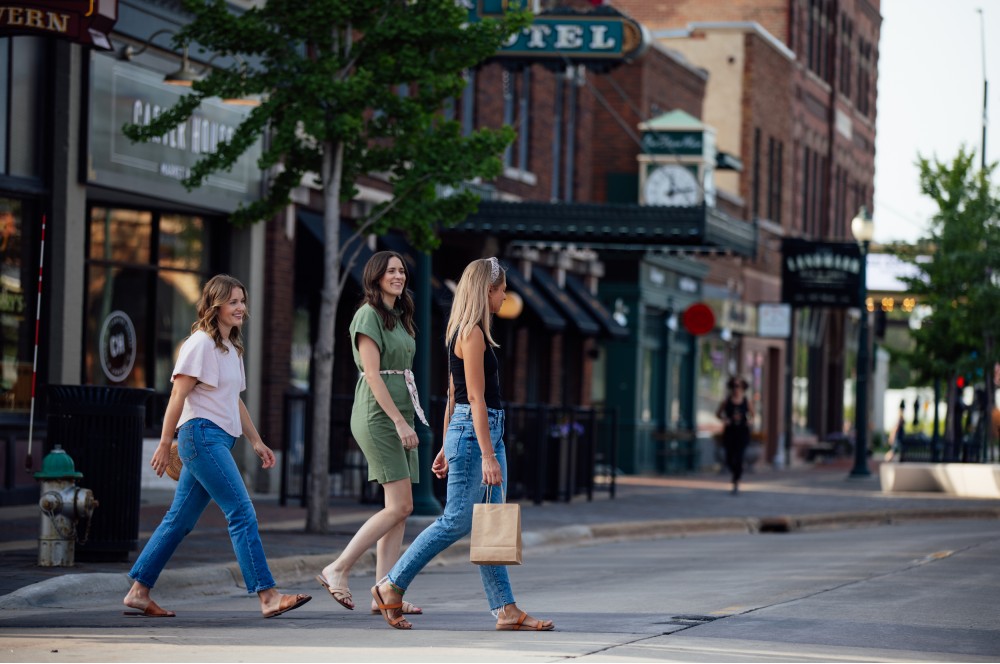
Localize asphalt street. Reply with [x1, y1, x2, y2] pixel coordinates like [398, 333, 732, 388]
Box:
[1, 519, 998, 662]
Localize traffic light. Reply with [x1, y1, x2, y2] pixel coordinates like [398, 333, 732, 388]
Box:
[956, 375, 966, 389]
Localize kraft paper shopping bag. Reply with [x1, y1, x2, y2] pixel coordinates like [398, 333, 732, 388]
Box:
[469, 487, 522, 565]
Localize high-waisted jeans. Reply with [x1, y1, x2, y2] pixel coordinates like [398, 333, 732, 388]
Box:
[128, 418, 275, 594]
[387, 403, 514, 611]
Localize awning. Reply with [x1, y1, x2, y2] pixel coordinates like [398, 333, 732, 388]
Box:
[504, 269, 566, 331]
[564, 274, 629, 340]
[377, 233, 454, 312]
[531, 269, 601, 336]
[297, 210, 372, 284]
[446, 201, 757, 257]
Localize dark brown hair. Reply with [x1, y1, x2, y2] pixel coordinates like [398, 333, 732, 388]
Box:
[359, 251, 416, 336]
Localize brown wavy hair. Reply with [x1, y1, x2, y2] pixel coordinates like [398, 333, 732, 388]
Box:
[358, 251, 416, 336]
[191, 274, 247, 356]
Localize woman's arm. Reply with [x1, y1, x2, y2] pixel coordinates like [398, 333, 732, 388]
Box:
[150, 374, 197, 477]
[240, 398, 275, 469]
[432, 371, 456, 479]
[458, 327, 502, 485]
[358, 333, 418, 450]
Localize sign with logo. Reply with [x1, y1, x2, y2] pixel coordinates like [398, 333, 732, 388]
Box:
[468, 1, 647, 63]
[99, 310, 136, 383]
[641, 130, 704, 156]
[0, 1, 118, 50]
[781, 239, 862, 307]
[87, 54, 263, 212]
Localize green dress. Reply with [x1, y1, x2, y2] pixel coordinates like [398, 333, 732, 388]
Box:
[349, 303, 419, 484]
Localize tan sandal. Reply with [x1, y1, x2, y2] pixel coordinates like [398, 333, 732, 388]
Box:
[316, 574, 354, 610]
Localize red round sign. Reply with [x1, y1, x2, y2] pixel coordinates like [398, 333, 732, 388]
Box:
[682, 303, 715, 336]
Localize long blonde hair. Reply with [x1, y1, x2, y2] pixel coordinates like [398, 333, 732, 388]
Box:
[191, 274, 246, 356]
[445, 257, 505, 349]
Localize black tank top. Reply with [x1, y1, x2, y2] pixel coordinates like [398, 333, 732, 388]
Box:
[450, 331, 503, 410]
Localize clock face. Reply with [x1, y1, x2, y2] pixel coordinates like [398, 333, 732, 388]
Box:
[643, 164, 701, 206]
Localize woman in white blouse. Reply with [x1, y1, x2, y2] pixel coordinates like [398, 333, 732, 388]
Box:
[122, 274, 310, 619]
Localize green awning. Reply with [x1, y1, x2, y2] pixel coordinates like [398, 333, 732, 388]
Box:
[505, 268, 566, 331]
[564, 274, 629, 340]
[531, 269, 601, 336]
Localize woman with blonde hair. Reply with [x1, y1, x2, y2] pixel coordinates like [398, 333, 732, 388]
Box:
[371, 257, 554, 632]
[123, 274, 311, 619]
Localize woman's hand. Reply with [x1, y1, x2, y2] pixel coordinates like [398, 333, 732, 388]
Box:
[252, 440, 276, 469]
[432, 448, 449, 478]
[150, 441, 172, 478]
[481, 455, 502, 486]
[396, 421, 418, 450]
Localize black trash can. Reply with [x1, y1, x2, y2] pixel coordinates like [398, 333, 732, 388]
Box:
[46, 385, 153, 562]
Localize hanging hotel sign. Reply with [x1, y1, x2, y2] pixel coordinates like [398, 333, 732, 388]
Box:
[781, 238, 862, 308]
[468, 0, 648, 62]
[0, 1, 118, 50]
[87, 54, 262, 213]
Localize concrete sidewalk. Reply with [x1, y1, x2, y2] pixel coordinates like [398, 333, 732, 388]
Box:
[3, 460, 999, 609]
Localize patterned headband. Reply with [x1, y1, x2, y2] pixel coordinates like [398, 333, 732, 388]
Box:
[488, 257, 500, 284]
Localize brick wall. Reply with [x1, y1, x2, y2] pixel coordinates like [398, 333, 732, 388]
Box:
[588, 46, 707, 202]
[611, 0, 792, 45]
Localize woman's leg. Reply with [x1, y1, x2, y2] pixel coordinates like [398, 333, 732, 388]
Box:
[188, 420, 276, 596]
[319, 478, 413, 610]
[478, 413, 514, 612]
[375, 412, 481, 627]
[370, 506, 422, 613]
[126, 423, 213, 604]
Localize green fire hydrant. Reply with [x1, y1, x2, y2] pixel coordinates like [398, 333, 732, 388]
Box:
[34, 445, 98, 567]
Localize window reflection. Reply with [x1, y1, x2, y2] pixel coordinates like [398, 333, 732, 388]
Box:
[0, 198, 29, 412]
[159, 214, 205, 271]
[85, 206, 213, 394]
[89, 208, 151, 263]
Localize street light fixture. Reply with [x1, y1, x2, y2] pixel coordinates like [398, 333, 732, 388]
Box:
[850, 206, 874, 477]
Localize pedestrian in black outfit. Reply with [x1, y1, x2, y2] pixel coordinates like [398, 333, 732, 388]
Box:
[716, 376, 754, 494]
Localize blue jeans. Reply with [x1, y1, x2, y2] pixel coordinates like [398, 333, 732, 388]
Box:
[387, 404, 514, 611]
[129, 418, 275, 594]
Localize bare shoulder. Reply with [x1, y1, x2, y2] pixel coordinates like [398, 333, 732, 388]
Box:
[459, 325, 486, 358]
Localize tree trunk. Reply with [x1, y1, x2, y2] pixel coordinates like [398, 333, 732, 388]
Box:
[306, 140, 344, 533]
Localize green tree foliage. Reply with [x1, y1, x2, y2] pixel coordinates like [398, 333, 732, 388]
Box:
[123, 0, 530, 531]
[891, 147, 999, 385]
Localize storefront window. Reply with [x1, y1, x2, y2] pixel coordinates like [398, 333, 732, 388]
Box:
[696, 335, 729, 430]
[85, 207, 214, 392]
[0, 198, 34, 414]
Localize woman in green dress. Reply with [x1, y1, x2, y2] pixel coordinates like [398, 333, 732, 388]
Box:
[316, 251, 427, 615]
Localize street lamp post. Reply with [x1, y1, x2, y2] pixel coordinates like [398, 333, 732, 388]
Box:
[850, 206, 874, 478]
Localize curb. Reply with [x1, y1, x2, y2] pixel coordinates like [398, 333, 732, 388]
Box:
[3, 507, 998, 610]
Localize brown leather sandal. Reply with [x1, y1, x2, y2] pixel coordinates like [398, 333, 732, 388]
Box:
[496, 612, 554, 631]
[371, 585, 412, 630]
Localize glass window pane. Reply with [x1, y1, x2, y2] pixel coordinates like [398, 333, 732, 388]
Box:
[84, 265, 148, 387]
[154, 271, 201, 392]
[0, 199, 30, 413]
[9, 37, 46, 178]
[158, 214, 207, 271]
[89, 207, 152, 263]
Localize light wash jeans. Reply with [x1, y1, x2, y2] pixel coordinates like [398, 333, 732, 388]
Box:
[129, 418, 275, 594]
[387, 403, 515, 611]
